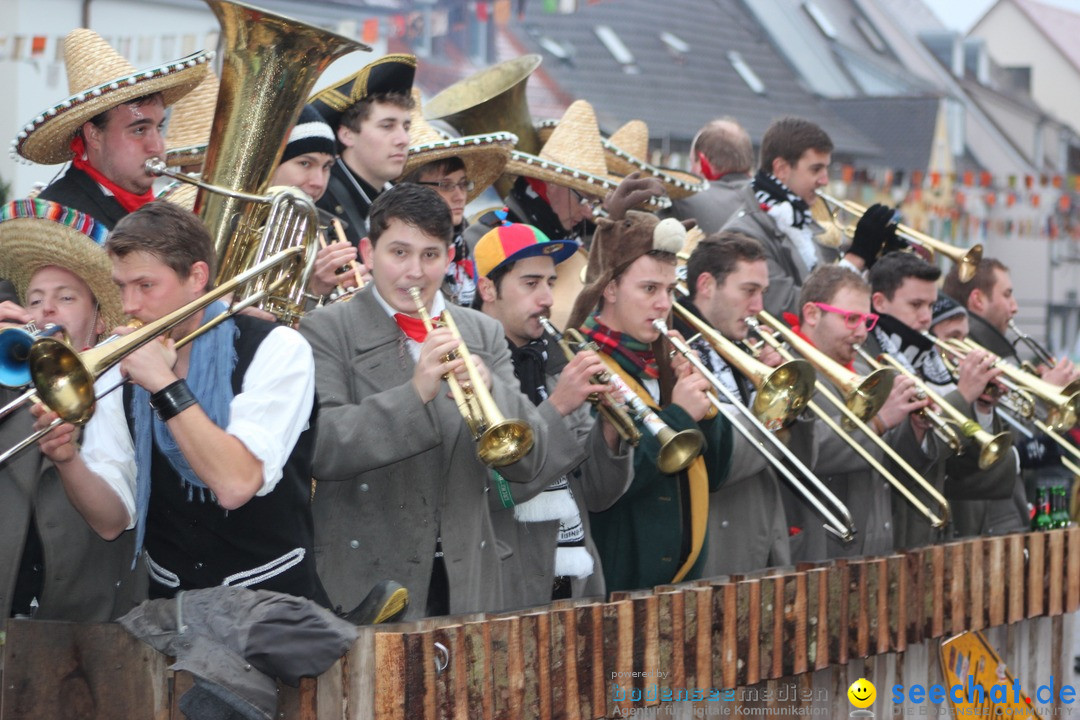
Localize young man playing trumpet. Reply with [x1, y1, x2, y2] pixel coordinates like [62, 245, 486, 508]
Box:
[790, 265, 936, 558]
[864, 252, 1004, 547]
[675, 233, 793, 573]
[299, 184, 573, 618]
[928, 294, 1028, 537]
[473, 222, 631, 605]
[0, 200, 141, 621]
[566, 212, 733, 592]
[33, 201, 331, 606]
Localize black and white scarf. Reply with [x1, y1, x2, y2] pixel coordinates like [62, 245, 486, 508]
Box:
[507, 338, 593, 579]
[753, 170, 818, 271]
[873, 313, 953, 387]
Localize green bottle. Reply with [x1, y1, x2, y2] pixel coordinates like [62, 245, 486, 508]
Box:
[1034, 487, 1053, 531]
[1054, 485, 1071, 529]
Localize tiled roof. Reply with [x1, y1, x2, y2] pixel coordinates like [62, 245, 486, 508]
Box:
[827, 95, 941, 172]
[1012, 0, 1080, 74]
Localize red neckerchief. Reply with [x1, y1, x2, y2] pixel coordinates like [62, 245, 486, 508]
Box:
[394, 313, 437, 343]
[70, 136, 154, 213]
[783, 311, 855, 372]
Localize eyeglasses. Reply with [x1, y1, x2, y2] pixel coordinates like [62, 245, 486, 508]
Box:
[812, 302, 879, 330]
[418, 179, 475, 193]
[571, 188, 602, 212]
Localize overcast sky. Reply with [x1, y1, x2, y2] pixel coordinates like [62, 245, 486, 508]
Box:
[924, 0, 1080, 31]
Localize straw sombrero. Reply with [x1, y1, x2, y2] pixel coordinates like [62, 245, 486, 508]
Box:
[12, 29, 212, 166]
[399, 91, 516, 204]
[309, 54, 417, 129]
[0, 199, 124, 329]
[505, 100, 669, 212]
[602, 120, 707, 200]
[164, 67, 219, 169]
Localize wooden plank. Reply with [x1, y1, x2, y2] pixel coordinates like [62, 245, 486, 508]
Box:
[988, 536, 1006, 627]
[905, 547, 924, 646]
[1008, 533, 1026, 624]
[720, 584, 738, 689]
[603, 601, 633, 716]
[807, 567, 828, 671]
[886, 555, 905, 653]
[848, 560, 869, 660]
[1067, 526, 1080, 613]
[655, 589, 683, 696]
[549, 609, 576, 720]
[948, 541, 966, 635]
[489, 616, 524, 720]
[463, 621, 492, 720]
[968, 537, 985, 632]
[575, 604, 604, 719]
[1, 621, 170, 720]
[791, 571, 809, 676]
[374, 632, 407, 720]
[758, 575, 778, 680]
[694, 586, 712, 692]
[1027, 531, 1046, 619]
[1049, 529, 1065, 616]
[633, 595, 660, 708]
[432, 625, 467, 720]
[927, 545, 945, 639]
[872, 558, 889, 655]
[826, 564, 846, 667]
[734, 582, 751, 686]
[745, 580, 761, 686]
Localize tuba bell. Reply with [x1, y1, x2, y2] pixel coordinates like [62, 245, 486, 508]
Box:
[152, 0, 368, 324]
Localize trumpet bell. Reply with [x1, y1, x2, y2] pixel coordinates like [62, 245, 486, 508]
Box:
[752, 359, 817, 431]
[977, 429, 1012, 470]
[655, 426, 706, 475]
[0, 328, 36, 388]
[478, 420, 536, 469]
[27, 337, 97, 425]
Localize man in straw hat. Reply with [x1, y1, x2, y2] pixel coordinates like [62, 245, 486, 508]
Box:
[299, 184, 579, 618]
[309, 54, 417, 247]
[12, 29, 211, 229]
[0, 199, 142, 621]
[473, 222, 631, 604]
[400, 90, 517, 307]
[670, 117, 755, 235]
[565, 211, 734, 592]
[32, 201, 340, 608]
[722, 117, 900, 317]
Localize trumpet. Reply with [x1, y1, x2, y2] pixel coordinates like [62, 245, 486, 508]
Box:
[0, 322, 65, 388]
[947, 336, 1080, 431]
[816, 192, 982, 283]
[747, 315, 950, 528]
[537, 317, 640, 446]
[408, 287, 534, 468]
[854, 346, 1012, 470]
[0, 248, 304, 465]
[1008, 318, 1057, 369]
[928, 334, 1036, 418]
[653, 319, 856, 542]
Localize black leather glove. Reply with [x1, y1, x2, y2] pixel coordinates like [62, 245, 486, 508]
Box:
[1016, 432, 1062, 470]
[603, 171, 667, 220]
[847, 203, 897, 268]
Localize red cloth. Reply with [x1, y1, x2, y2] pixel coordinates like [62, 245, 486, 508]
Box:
[70, 136, 154, 213]
[394, 313, 435, 343]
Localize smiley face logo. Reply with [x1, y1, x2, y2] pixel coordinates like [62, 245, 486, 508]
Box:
[848, 678, 876, 708]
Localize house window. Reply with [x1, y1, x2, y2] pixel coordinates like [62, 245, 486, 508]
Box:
[728, 51, 766, 94]
[595, 25, 639, 74]
[803, 1, 838, 39]
[659, 31, 690, 54]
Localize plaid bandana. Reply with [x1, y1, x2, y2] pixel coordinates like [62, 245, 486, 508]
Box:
[581, 313, 659, 379]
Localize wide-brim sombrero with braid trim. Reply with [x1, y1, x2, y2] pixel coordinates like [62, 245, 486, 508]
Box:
[12, 29, 212, 166]
[602, 120, 706, 200]
[398, 91, 516, 204]
[505, 101, 669, 212]
[164, 67, 220, 169]
[0, 199, 125, 329]
[309, 54, 417, 129]
[537, 118, 706, 200]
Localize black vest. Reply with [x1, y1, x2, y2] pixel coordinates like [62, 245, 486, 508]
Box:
[38, 166, 128, 230]
[124, 315, 327, 605]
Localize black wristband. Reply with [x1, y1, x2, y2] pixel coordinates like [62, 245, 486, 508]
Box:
[149, 379, 198, 422]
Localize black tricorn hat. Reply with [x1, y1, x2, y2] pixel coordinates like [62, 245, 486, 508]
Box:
[309, 54, 417, 129]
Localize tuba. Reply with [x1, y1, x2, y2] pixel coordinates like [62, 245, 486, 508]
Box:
[423, 54, 542, 196]
[152, 0, 367, 324]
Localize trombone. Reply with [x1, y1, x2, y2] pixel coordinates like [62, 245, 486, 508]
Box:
[748, 313, 950, 528]
[853, 345, 1012, 470]
[653, 319, 856, 542]
[816, 192, 982, 283]
[409, 287, 534, 468]
[0, 248, 304, 465]
[537, 317, 640, 446]
[1009, 318, 1056, 369]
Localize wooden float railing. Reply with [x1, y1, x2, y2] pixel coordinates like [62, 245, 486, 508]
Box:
[2, 527, 1078, 719]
